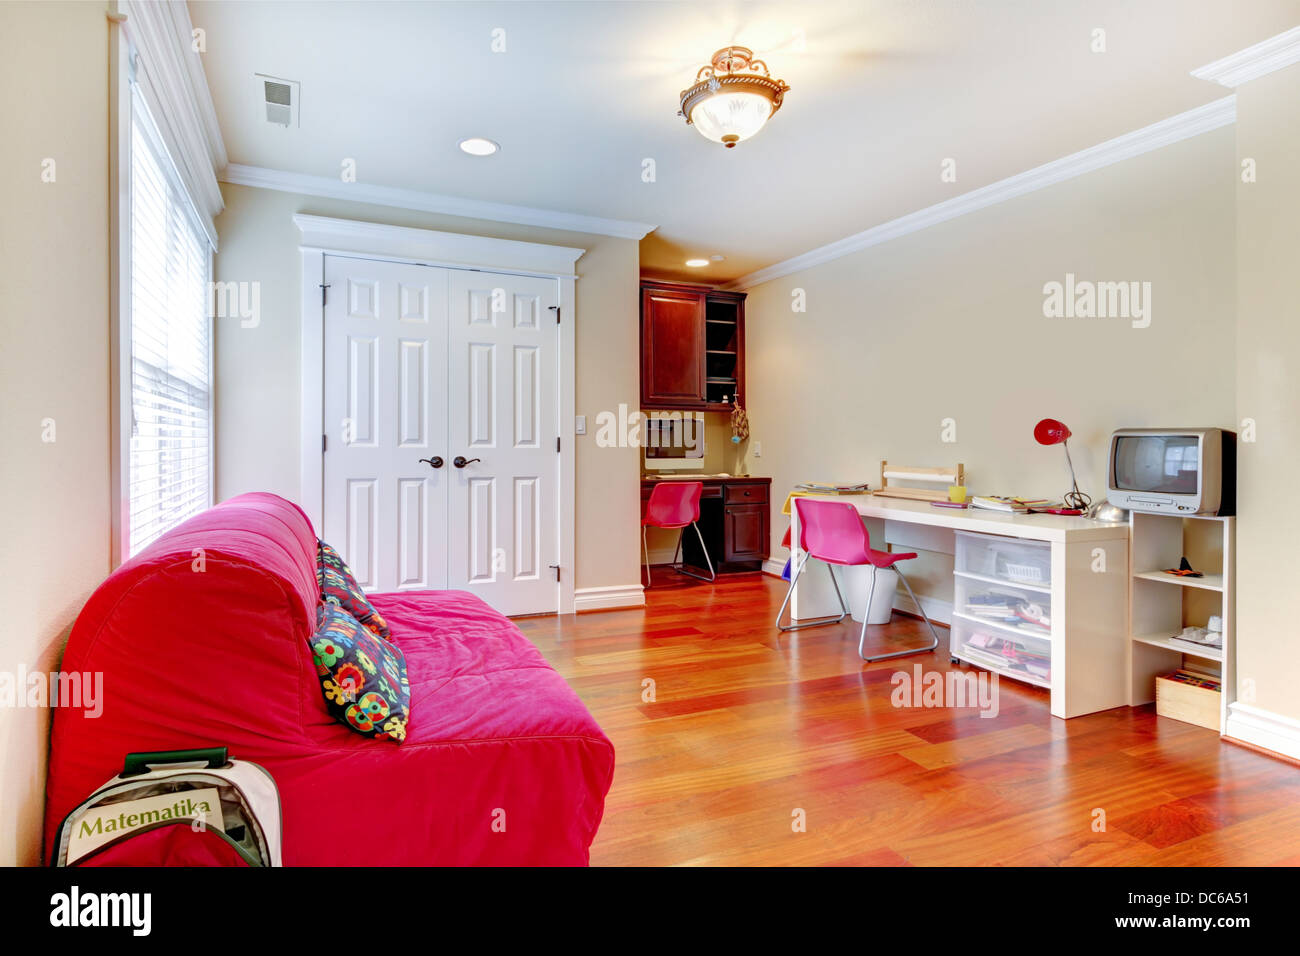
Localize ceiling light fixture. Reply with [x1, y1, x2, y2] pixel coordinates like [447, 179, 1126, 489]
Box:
[458, 137, 499, 156]
[679, 46, 790, 148]
[685, 258, 710, 267]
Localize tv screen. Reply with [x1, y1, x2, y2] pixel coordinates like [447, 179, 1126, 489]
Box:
[1113, 434, 1199, 494]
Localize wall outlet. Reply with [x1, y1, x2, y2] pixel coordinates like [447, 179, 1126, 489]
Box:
[753, 440, 762, 457]
[575, 415, 587, 435]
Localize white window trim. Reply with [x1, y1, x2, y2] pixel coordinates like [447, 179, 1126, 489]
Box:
[109, 18, 217, 565]
[294, 215, 583, 614]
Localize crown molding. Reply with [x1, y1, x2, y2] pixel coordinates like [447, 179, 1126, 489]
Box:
[1191, 26, 1300, 88]
[724, 95, 1236, 291]
[292, 214, 585, 278]
[223, 164, 656, 241]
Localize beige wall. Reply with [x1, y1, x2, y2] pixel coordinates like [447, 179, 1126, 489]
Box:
[0, 1, 111, 866]
[1234, 63, 1300, 724]
[213, 184, 642, 593]
[743, 129, 1238, 599]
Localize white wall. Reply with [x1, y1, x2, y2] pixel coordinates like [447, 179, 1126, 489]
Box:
[743, 128, 1238, 599]
[0, 0, 111, 866]
[213, 183, 643, 594]
[1234, 62, 1300, 727]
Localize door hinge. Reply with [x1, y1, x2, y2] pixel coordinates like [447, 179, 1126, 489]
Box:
[556, 436, 561, 453]
[322, 434, 327, 452]
[549, 564, 560, 582]
[549, 305, 560, 324]
[320, 283, 331, 306]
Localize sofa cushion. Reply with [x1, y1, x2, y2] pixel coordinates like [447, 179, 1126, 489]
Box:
[317, 539, 391, 640]
[311, 603, 410, 741]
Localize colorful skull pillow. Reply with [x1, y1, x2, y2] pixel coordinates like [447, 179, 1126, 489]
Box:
[310, 603, 410, 742]
[317, 540, 391, 640]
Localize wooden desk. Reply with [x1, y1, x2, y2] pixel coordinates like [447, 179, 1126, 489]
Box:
[790, 494, 1131, 719]
[641, 476, 771, 574]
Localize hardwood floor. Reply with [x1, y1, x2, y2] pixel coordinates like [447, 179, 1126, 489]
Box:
[517, 573, 1300, 866]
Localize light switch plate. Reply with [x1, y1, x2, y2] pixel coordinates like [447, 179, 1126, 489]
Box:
[575, 415, 587, 435]
[754, 440, 762, 457]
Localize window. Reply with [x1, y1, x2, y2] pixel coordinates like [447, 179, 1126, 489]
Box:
[126, 94, 213, 555]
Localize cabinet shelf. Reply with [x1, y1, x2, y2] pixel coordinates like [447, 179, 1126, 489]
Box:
[1131, 632, 1224, 662]
[1133, 570, 1224, 592]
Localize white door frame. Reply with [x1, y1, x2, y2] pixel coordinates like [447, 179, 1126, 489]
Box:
[295, 214, 583, 614]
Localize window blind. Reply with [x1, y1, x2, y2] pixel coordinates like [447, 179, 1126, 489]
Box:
[128, 94, 212, 555]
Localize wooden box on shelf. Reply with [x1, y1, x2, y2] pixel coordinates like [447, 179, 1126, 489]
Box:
[1155, 670, 1222, 731]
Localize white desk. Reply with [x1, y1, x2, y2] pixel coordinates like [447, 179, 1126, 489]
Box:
[789, 495, 1131, 718]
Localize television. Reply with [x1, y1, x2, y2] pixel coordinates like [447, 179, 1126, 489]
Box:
[642, 414, 705, 472]
[1107, 428, 1235, 516]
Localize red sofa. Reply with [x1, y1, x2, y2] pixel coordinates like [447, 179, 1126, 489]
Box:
[43, 493, 614, 865]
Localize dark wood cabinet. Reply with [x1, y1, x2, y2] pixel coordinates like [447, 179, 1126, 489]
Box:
[723, 504, 768, 564]
[640, 280, 746, 412]
[641, 477, 770, 574]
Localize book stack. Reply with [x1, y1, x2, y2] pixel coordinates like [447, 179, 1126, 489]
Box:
[960, 631, 1051, 680]
[970, 496, 1055, 513]
[964, 591, 1051, 634]
[795, 481, 872, 494]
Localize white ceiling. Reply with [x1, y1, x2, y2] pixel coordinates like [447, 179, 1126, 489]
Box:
[190, 0, 1300, 283]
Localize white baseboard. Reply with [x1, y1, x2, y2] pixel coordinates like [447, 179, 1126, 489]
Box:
[763, 557, 787, 577]
[1226, 702, 1300, 761]
[892, 589, 953, 627]
[573, 584, 646, 613]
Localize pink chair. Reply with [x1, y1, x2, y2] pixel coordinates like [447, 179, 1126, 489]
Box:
[775, 498, 940, 661]
[641, 481, 715, 587]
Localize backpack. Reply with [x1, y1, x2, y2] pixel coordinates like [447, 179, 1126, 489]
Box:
[50, 747, 282, 867]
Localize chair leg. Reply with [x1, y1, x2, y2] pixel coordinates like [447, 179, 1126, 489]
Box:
[859, 565, 941, 662]
[677, 522, 716, 582]
[775, 554, 849, 632]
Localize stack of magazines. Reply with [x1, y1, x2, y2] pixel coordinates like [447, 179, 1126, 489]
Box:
[960, 631, 1051, 680]
[795, 481, 871, 494]
[970, 496, 1055, 513]
[964, 591, 1051, 634]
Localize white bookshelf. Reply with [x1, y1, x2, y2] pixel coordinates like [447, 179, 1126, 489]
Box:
[1128, 512, 1235, 733]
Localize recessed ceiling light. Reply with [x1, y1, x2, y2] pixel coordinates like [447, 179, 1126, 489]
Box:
[685, 258, 710, 267]
[458, 137, 499, 156]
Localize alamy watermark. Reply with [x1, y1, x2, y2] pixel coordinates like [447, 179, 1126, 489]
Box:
[594, 403, 702, 450]
[1042, 272, 1151, 328]
[891, 664, 999, 718]
[0, 666, 103, 718]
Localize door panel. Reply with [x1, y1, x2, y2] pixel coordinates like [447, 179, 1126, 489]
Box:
[447, 271, 559, 614]
[324, 256, 449, 592]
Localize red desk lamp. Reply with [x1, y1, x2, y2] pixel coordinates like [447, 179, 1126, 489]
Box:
[1033, 418, 1091, 514]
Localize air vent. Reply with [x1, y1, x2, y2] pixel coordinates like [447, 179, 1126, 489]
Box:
[255, 74, 299, 128]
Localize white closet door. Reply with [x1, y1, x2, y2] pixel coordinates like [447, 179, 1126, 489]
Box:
[322, 255, 449, 592]
[446, 270, 560, 615]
